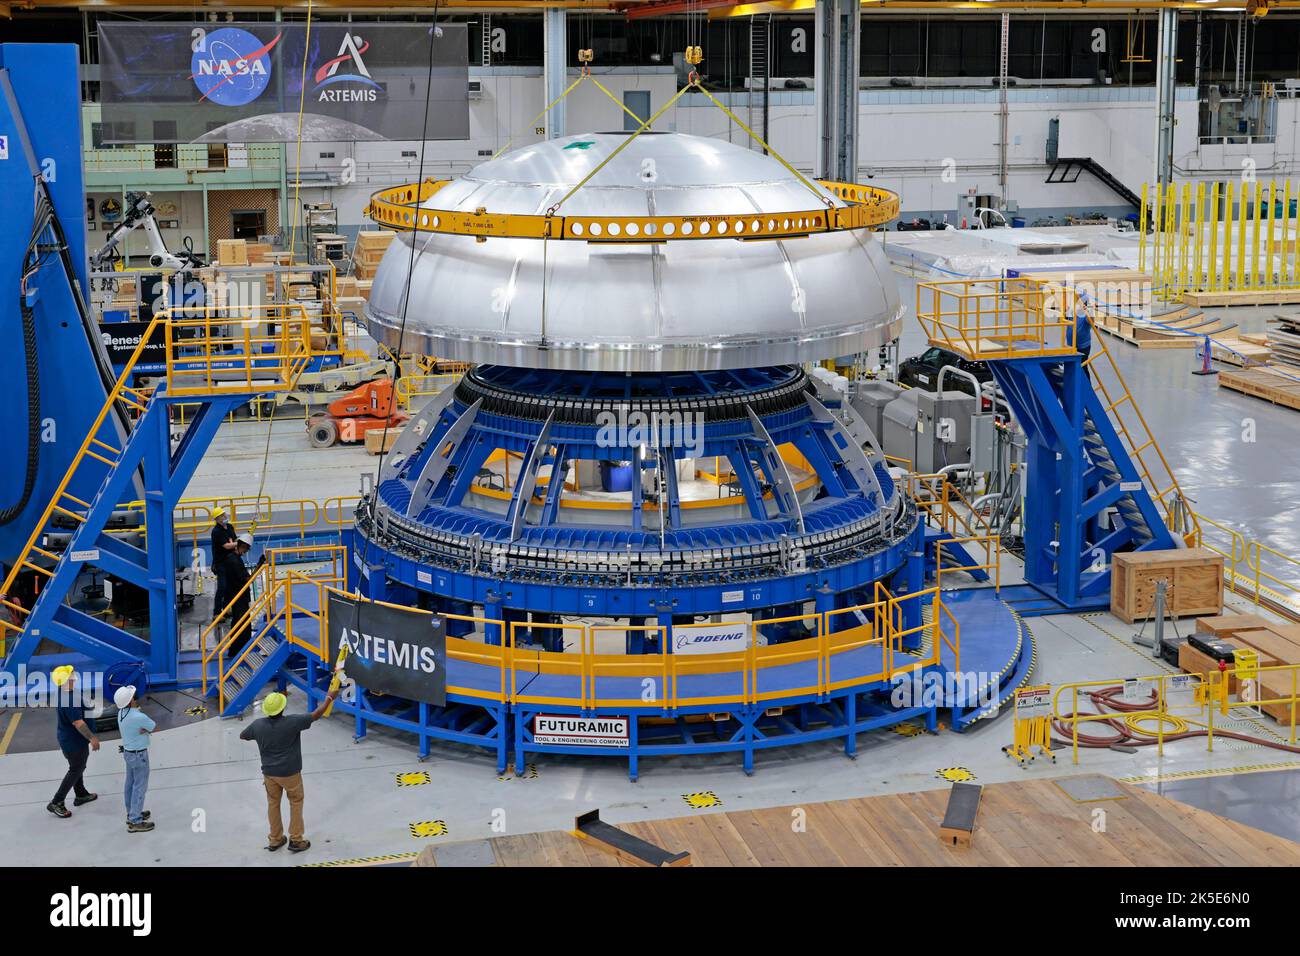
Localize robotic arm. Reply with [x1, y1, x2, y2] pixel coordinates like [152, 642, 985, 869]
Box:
[90, 192, 202, 274]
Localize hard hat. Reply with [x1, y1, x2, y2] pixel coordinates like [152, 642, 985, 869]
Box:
[113, 685, 136, 710]
[237, 532, 254, 548]
[262, 692, 287, 717]
[52, 665, 75, 687]
[213, 506, 227, 520]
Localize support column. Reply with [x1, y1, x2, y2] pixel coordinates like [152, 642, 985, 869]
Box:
[543, 9, 567, 140]
[997, 12, 1009, 195]
[814, 0, 860, 183]
[1153, 9, 1179, 188]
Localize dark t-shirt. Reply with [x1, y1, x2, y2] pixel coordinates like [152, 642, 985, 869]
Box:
[211, 523, 236, 568]
[240, 713, 314, 777]
[56, 703, 88, 752]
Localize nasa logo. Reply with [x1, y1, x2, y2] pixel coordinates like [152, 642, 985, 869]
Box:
[191, 27, 278, 107]
[313, 32, 383, 103]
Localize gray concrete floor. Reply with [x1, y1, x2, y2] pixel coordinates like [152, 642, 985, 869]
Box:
[3, 287, 1300, 866]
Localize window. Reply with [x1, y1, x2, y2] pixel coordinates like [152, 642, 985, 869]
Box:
[153, 121, 177, 169]
[623, 90, 651, 131]
[90, 121, 135, 149]
[319, 151, 336, 159]
[231, 210, 267, 241]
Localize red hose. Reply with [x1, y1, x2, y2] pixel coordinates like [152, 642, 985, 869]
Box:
[1052, 685, 1300, 754]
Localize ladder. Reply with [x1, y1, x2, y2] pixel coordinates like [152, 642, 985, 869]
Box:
[747, 14, 771, 153]
[0, 307, 318, 681]
[481, 14, 493, 66]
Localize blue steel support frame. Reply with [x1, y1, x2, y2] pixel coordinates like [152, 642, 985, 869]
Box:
[989, 354, 1175, 612]
[3, 391, 254, 687]
[0, 45, 118, 561]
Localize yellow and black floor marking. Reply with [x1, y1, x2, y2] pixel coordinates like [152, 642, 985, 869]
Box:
[891, 721, 926, 737]
[409, 820, 450, 839]
[496, 763, 539, 781]
[1118, 760, 1300, 785]
[936, 767, 977, 783]
[184, 705, 207, 718]
[301, 852, 419, 868]
[682, 791, 723, 809]
[396, 771, 431, 787]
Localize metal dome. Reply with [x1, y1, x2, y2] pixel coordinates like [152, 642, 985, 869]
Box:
[364, 131, 902, 372]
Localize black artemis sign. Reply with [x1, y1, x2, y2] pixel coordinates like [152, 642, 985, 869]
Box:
[326, 591, 447, 706]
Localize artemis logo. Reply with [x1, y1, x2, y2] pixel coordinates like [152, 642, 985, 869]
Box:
[50, 886, 151, 937]
[314, 33, 382, 103]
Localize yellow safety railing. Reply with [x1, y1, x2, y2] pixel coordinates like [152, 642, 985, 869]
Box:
[1052, 661, 1300, 767]
[289, 583, 957, 714]
[915, 277, 1079, 361]
[324, 496, 362, 528]
[1080, 315, 1199, 544]
[395, 372, 464, 411]
[162, 305, 316, 397]
[934, 533, 1002, 593]
[907, 473, 993, 541]
[1194, 514, 1300, 617]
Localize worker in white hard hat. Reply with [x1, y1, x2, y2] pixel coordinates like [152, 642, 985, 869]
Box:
[210, 506, 238, 624]
[47, 665, 99, 819]
[114, 684, 156, 832]
[220, 532, 263, 662]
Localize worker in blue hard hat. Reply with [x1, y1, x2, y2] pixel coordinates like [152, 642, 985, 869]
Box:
[240, 687, 337, 853]
[47, 666, 100, 819]
[114, 684, 156, 833]
[210, 506, 238, 624]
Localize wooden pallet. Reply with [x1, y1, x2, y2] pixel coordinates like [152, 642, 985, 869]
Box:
[1218, 365, 1300, 411]
[1184, 288, 1300, 307]
[1093, 306, 1209, 348]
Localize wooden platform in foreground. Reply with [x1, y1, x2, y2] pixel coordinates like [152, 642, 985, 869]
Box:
[413, 776, 1300, 867]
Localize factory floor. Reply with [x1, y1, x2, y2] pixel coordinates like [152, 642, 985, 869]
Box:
[3, 293, 1300, 867]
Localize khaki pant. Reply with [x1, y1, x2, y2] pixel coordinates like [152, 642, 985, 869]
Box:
[263, 772, 305, 844]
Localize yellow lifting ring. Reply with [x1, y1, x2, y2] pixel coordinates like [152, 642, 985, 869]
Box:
[367, 178, 900, 243]
[685, 45, 703, 66]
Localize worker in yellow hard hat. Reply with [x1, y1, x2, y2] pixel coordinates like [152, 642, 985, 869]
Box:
[210, 506, 238, 624]
[239, 687, 337, 853]
[47, 667, 100, 819]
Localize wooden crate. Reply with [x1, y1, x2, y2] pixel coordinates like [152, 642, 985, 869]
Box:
[218, 239, 249, 266]
[1110, 548, 1223, 624]
[1233, 627, 1300, 667]
[365, 426, 402, 455]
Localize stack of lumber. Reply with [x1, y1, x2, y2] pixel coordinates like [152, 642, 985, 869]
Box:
[1185, 613, 1300, 725]
[352, 230, 396, 279]
[1184, 288, 1300, 307]
[1266, 312, 1300, 371]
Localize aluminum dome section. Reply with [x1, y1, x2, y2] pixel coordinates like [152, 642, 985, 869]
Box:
[364, 131, 902, 372]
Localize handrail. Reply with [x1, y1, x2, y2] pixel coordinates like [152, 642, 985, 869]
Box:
[1080, 314, 1200, 543]
[201, 562, 273, 694]
[301, 583, 956, 714]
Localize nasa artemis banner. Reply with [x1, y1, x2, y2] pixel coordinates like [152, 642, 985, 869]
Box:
[98, 22, 469, 143]
[326, 591, 447, 706]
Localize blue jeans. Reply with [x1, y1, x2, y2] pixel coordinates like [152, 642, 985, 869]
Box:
[123, 750, 149, 824]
